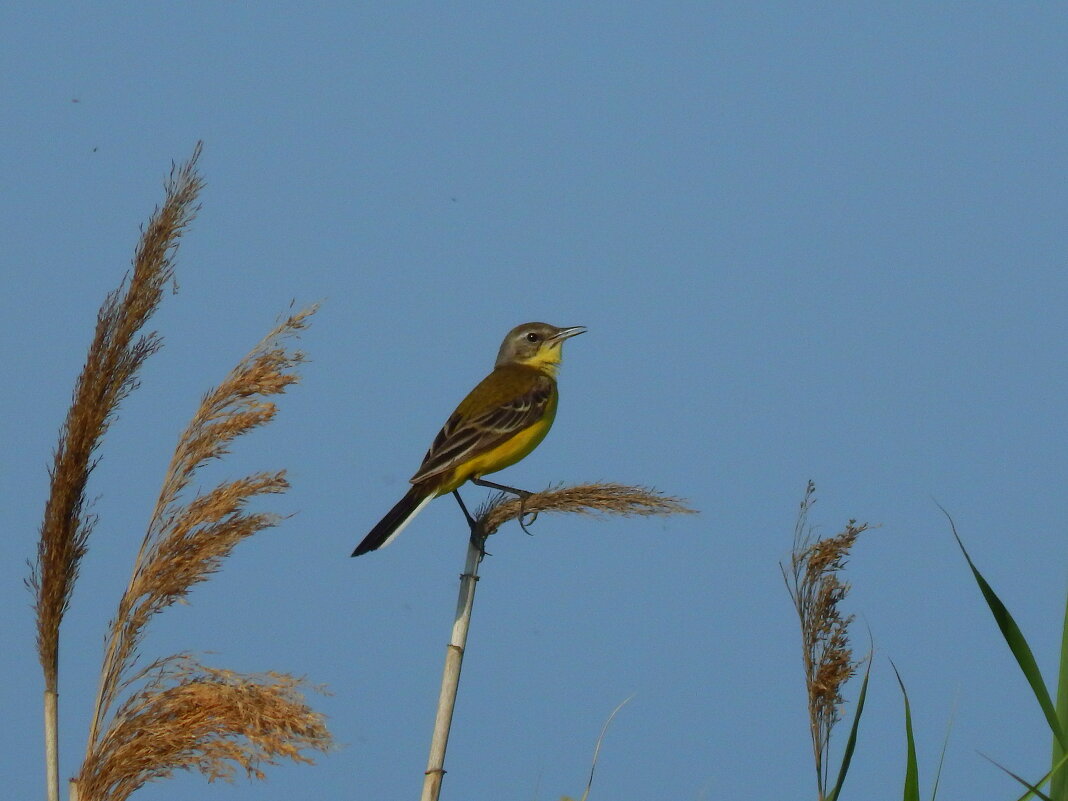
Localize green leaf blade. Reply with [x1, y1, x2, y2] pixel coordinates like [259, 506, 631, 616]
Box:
[947, 512, 1067, 751]
[1052, 590, 1068, 800]
[892, 662, 921, 801]
[825, 656, 872, 801]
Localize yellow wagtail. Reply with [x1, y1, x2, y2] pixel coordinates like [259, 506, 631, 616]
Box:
[352, 322, 586, 557]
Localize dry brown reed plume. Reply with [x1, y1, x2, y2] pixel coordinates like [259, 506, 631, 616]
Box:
[783, 481, 870, 800]
[75, 658, 330, 801]
[75, 305, 328, 801]
[475, 482, 696, 541]
[29, 143, 204, 694]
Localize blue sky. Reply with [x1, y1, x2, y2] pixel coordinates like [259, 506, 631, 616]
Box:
[4, 4, 1068, 799]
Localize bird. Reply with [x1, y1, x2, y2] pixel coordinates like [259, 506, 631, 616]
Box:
[352, 322, 586, 557]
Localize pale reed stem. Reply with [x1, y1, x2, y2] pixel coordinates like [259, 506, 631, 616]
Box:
[420, 538, 482, 801]
[44, 689, 59, 801]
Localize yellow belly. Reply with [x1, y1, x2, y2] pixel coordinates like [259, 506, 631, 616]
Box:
[434, 410, 555, 496]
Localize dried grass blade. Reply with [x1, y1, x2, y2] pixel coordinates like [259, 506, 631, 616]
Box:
[578, 695, 633, 801]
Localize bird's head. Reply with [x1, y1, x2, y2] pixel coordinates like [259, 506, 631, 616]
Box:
[495, 322, 587, 374]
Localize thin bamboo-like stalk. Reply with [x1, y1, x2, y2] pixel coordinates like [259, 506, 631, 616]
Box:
[420, 538, 482, 801]
[44, 690, 59, 801]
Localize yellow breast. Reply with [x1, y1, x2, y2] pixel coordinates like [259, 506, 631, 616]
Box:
[434, 392, 558, 495]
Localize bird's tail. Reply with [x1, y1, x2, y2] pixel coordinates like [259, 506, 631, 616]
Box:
[352, 485, 435, 557]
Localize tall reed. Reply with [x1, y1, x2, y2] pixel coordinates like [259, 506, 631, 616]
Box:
[29, 144, 204, 801]
[28, 144, 331, 801]
[419, 482, 695, 801]
[784, 481, 871, 801]
[73, 306, 329, 801]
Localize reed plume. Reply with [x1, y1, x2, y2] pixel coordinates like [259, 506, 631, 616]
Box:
[28, 144, 204, 801]
[475, 482, 696, 542]
[74, 305, 328, 800]
[30, 143, 203, 689]
[75, 657, 329, 801]
[783, 481, 870, 801]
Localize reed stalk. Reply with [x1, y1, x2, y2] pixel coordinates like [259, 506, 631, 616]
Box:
[28, 144, 204, 801]
[783, 481, 870, 801]
[420, 538, 482, 801]
[419, 482, 694, 800]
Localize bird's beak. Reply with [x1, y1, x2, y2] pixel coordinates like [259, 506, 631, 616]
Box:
[550, 325, 587, 342]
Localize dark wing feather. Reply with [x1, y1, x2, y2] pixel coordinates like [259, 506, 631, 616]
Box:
[410, 378, 553, 484]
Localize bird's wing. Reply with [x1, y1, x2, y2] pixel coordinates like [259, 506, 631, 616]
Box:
[410, 377, 554, 485]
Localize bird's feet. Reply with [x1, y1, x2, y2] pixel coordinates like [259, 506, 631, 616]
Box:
[472, 478, 539, 535]
[517, 496, 539, 536]
[469, 525, 492, 560]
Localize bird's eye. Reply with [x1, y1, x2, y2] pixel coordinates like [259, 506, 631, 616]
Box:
[525, 332, 540, 343]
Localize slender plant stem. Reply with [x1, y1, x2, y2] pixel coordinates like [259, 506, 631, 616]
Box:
[420, 539, 482, 801]
[44, 688, 59, 801]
